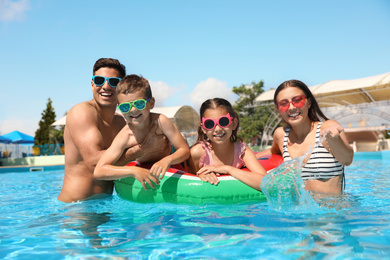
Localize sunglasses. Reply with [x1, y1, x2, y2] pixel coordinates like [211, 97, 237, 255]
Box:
[118, 97, 151, 113]
[202, 113, 233, 130]
[277, 95, 307, 113]
[92, 76, 122, 88]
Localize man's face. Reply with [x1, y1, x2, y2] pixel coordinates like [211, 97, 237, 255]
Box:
[91, 67, 120, 108]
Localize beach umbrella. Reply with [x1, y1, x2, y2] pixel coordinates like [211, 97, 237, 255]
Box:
[0, 131, 34, 144]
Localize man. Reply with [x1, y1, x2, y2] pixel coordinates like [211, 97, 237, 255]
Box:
[57, 58, 140, 202]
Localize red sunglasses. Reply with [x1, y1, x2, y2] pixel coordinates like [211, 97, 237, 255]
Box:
[277, 95, 307, 112]
[202, 113, 233, 130]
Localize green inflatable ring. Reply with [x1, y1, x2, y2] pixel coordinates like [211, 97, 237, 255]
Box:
[114, 154, 283, 204]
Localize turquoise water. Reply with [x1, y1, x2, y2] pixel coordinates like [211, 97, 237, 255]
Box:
[1, 155, 390, 259]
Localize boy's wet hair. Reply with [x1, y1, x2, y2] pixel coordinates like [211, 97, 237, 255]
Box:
[196, 98, 242, 144]
[274, 79, 328, 122]
[93, 58, 126, 78]
[116, 74, 152, 99]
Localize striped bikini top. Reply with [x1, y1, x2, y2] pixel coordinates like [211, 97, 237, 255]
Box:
[282, 122, 344, 180]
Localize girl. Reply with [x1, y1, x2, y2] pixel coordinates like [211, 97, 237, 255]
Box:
[188, 98, 267, 191]
[256, 80, 354, 194]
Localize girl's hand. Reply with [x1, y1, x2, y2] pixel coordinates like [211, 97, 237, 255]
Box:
[196, 165, 231, 185]
[197, 171, 219, 185]
[150, 157, 171, 180]
[197, 165, 229, 175]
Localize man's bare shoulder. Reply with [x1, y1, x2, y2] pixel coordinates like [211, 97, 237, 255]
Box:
[67, 101, 97, 122]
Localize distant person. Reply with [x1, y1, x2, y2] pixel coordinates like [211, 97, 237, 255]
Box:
[188, 98, 266, 191]
[94, 74, 190, 188]
[58, 58, 136, 203]
[256, 80, 354, 194]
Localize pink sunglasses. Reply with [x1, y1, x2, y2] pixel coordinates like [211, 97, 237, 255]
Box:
[202, 113, 233, 130]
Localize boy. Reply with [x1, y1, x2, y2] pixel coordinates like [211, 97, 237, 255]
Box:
[94, 75, 190, 189]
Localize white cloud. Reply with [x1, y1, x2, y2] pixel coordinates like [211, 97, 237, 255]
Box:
[0, 117, 38, 137]
[190, 78, 235, 111]
[149, 80, 175, 107]
[0, 0, 29, 21]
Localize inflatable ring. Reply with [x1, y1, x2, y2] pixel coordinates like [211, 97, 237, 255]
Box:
[114, 154, 283, 204]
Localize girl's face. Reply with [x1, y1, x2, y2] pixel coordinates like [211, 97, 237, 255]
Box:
[275, 87, 310, 125]
[201, 107, 238, 144]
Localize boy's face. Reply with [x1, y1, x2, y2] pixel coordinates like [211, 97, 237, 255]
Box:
[117, 90, 154, 124]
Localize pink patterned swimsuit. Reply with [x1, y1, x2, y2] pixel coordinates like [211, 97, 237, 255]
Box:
[199, 141, 246, 168]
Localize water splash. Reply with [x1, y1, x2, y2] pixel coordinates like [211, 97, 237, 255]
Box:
[260, 144, 322, 212]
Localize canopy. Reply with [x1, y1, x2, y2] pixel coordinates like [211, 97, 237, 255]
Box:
[151, 106, 199, 131]
[0, 131, 34, 144]
[0, 136, 11, 143]
[255, 71, 390, 107]
[51, 116, 66, 126]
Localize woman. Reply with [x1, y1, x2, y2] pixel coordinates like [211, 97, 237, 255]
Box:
[257, 80, 354, 194]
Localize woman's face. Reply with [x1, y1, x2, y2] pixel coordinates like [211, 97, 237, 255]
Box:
[275, 87, 310, 125]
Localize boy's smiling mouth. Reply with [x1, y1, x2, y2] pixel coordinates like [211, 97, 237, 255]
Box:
[129, 114, 142, 119]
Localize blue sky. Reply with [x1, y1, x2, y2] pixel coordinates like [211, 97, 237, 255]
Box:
[1, 0, 389, 136]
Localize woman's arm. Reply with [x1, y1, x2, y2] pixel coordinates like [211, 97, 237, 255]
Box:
[321, 120, 354, 165]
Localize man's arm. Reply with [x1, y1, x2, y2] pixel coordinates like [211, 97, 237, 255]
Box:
[66, 103, 108, 171]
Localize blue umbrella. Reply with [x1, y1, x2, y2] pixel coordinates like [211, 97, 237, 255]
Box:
[0, 131, 34, 144]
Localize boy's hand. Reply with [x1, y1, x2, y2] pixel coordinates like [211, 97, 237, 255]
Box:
[150, 157, 171, 180]
[135, 167, 159, 190]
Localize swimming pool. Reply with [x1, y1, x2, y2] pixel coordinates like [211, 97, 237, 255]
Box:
[0, 153, 389, 259]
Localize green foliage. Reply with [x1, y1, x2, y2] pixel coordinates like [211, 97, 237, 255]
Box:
[232, 80, 274, 143]
[34, 98, 62, 145]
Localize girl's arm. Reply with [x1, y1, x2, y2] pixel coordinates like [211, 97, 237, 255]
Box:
[150, 114, 190, 179]
[196, 146, 267, 191]
[321, 120, 354, 165]
[189, 143, 220, 185]
[94, 128, 158, 189]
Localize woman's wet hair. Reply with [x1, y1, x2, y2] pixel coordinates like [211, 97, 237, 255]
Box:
[196, 98, 242, 144]
[274, 79, 329, 122]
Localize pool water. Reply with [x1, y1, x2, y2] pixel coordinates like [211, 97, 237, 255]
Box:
[1, 155, 390, 259]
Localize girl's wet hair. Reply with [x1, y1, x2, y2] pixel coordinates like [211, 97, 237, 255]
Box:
[196, 98, 242, 144]
[274, 79, 329, 122]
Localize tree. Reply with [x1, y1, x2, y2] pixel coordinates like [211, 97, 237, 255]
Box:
[34, 98, 57, 145]
[232, 80, 279, 146]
